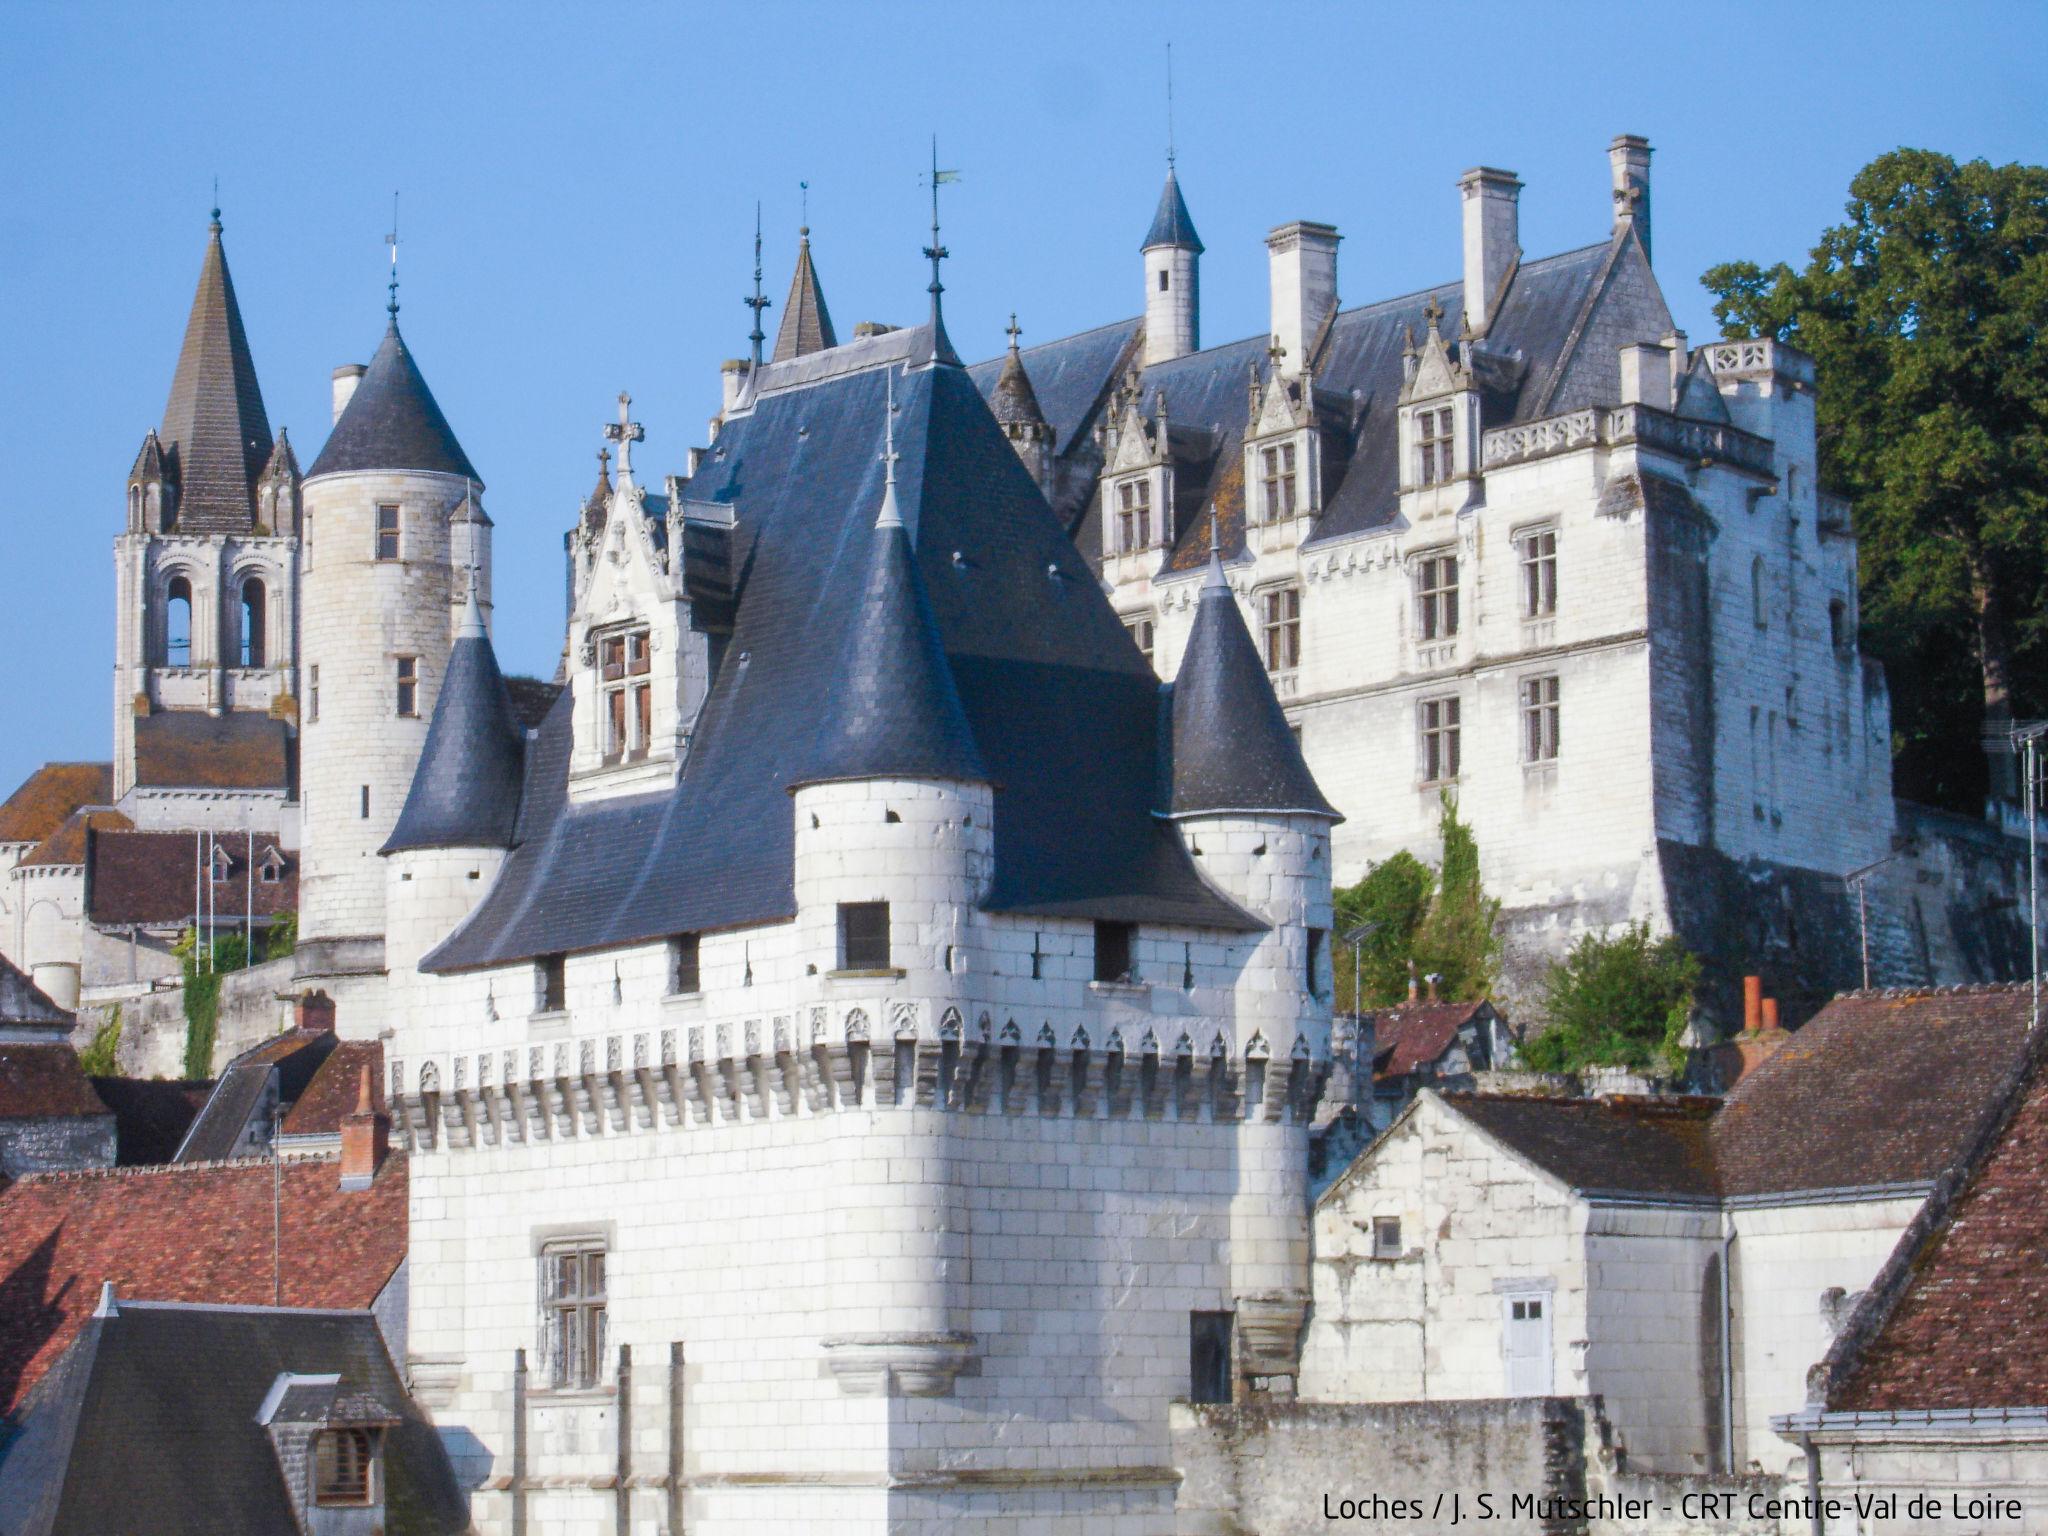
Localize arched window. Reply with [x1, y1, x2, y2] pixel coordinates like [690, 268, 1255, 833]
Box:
[240, 578, 266, 667]
[165, 576, 192, 667]
[127, 485, 141, 525]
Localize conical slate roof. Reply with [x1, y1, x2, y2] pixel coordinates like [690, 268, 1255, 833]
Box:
[382, 594, 524, 853]
[991, 333, 1047, 430]
[1141, 167, 1204, 253]
[772, 231, 838, 362]
[1167, 556, 1337, 818]
[159, 215, 273, 531]
[307, 320, 478, 482]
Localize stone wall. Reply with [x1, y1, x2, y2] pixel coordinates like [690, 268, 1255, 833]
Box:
[72, 953, 301, 1079]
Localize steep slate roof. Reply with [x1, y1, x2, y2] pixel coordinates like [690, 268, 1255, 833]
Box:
[0, 958, 73, 1032]
[307, 319, 478, 482]
[0, 766, 111, 848]
[1441, 1092, 1721, 1201]
[0, 1152, 405, 1418]
[990, 334, 1049, 429]
[1168, 556, 1337, 818]
[1142, 166, 1204, 252]
[173, 1029, 339, 1164]
[772, 231, 839, 362]
[21, 811, 130, 869]
[1712, 984, 2033, 1197]
[383, 597, 525, 853]
[131, 712, 289, 791]
[1374, 1000, 1489, 1080]
[85, 828, 295, 927]
[0, 1047, 107, 1121]
[156, 215, 273, 532]
[84, 1077, 211, 1166]
[430, 344, 1257, 972]
[0, 1300, 464, 1534]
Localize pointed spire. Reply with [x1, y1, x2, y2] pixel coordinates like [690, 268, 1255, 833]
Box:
[582, 445, 613, 532]
[773, 225, 839, 362]
[158, 207, 273, 530]
[1167, 552, 1337, 820]
[1141, 165, 1203, 254]
[308, 316, 478, 481]
[990, 313, 1048, 432]
[383, 590, 523, 854]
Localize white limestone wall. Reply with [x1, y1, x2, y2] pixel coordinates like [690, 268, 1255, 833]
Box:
[15, 865, 85, 1009]
[1730, 1195, 1924, 1477]
[1582, 1204, 1723, 1474]
[1142, 244, 1197, 366]
[386, 845, 508, 1023]
[1810, 1430, 2048, 1534]
[299, 469, 471, 948]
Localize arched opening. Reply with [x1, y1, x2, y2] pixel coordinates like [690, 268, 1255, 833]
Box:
[127, 485, 141, 525]
[240, 578, 266, 667]
[165, 576, 192, 667]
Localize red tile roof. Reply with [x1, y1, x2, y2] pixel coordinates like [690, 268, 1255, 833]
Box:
[131, 712, 288, 790]
[21, 810, 131, 869]
[0, 1151, 405, 1416]
[1713, 984, 2033, 1197]
[0, 1045, 108, 1120]
[85, 828, 296, 927]
[0, 764, 111, 848]
[281, 1040, 384, 1137]
[1832, 1035, 2048, 1411]
[1373, 1000, 1487, 1080]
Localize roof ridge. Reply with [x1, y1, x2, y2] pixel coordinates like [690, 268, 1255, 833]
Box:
[6, 1148, 353, 1185]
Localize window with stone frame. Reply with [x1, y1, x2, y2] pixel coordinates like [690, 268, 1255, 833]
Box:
[1522, 675, 1560, 763]
[314, 1427, 376, 1506]
[668, 932, 701, 995]
[1261, 586, 1302, 675]
[1415, 554, 1459, 640]
[1419, 695, 1461, 784]
[1518, 528, 1557, 618]
[1260, 441, 1299, 522]
[1124, 615, 1156, 664]
[375, 504, 401, 561]
[395, 656, 418, 717]
[599, 627, 652, 763]
[1093, 920, 1136, 984]
[536, 954, 566, 1014]
[1372, 1216, 1403, 1258]
[1114, 477, 1154, 553]
[308, 664, 319, 723]
[1414, 405, 1455, 486]
[838, 901, 890, 972]
[541, 1240, 607, 1390]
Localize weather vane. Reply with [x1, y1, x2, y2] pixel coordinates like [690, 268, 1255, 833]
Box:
[385, 191, 400, 317]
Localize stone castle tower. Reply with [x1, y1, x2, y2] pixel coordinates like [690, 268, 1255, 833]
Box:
[295, 297, 486, 1014]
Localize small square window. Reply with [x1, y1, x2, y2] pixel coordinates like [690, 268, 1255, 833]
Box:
[1190, 1311, 1233, 1405]
[537, 954, 566, 1014]
[839, 902, 890, 971]
[375, 504, 401, 561]
[668, 933, 701, 995]
[395, 656, 418, 717]
[1373, 1216, 1403, 1258]
[1094, 920, 1135, 984]
[314, 1426, 376, 1506]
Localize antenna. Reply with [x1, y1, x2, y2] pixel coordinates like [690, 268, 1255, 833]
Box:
[744, 202, 770, 369]
[385, 191, 400, 318]
[1166, 42, 1176, 168]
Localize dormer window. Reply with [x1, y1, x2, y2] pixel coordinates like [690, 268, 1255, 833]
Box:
[209, 847, 232, 883]
[1115, 478, 1154, 553]
[259, 848, 286, 885]
[600, 627, 652, 763]
[1260, 442, 1299, 521]
[314, 1427, 377, 1507]
[1415, 406, 1455, 486]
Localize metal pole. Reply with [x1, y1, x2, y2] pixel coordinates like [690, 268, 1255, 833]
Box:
[1858, 878, 1869, 991]
[2030, 733, 2039, 1034]
[245, 823, 253, 960]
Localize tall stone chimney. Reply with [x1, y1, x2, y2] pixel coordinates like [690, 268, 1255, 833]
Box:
[1265, 221, 1340, 375]
[339, 1064, 388, 1192]
[330, 365, 366, 426]
[1609, 135, 1653, 261]
[1458, 167, 1521, 338]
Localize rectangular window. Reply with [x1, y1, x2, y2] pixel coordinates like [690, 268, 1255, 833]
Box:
[1414, 405, 1455, 486]
[1522, 674, 1560, 763]
[839, 901, 891, 971]
[1416, 555, 1459, 640]
[308, 663, 319, 723]
[633, 683, 652, 755]
[395, 656, 418, 717]
[1519, 528, 1557, 617]
[359, 785, 370, 820]
[1420, 695, 1462, 784]
[1306, 927, 1326, 997]
[1262, 586, 1302, 674]
[600, 626, 650, 762]
[1094, 920, 1135, 984]
[668, 932, 701, 995]
[605, 688, 628, 761]
[314, 1427, 375, 1506]
[375, 504, 401, 561]
[1190, 1311, 1233, 1405]
[537, 954, 566, 1014]
[1124, 616, 1155, 664]
[1261, 441, 1299, 521]
[542, 1241, 607, 1390]
[1115, 478, 1153, 553]
[1373, 1216, 1403, 1258]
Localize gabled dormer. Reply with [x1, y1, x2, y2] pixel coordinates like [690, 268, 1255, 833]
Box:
[1099, 388, 1175, 571]
[1242, 359, 1328, 552]
[1397, 298, 1482, 517]
[565, 398, 708, 801]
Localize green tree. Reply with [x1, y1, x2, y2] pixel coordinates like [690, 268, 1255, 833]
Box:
[78, 1005, 121, 1076]
[1703, 150, 2048, 808]
[1522, 922, 1700, 1075]
[1330, 794, 1501, 1009]
[1412, 792, 1501, 1001]
[1333, 851, 1434, 1009]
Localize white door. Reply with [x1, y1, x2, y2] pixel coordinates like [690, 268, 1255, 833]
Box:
[1503, 1294, 1551, 1396]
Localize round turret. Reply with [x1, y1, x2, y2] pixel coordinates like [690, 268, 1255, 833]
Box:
[1141, 165, 1203, 366]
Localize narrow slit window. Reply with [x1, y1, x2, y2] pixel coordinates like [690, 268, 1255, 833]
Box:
[1190, 1311, 1233, 1405]
[395, 656, 418, 717]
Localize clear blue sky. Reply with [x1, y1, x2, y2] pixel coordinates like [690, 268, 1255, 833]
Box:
[1, 2, 2042, 798]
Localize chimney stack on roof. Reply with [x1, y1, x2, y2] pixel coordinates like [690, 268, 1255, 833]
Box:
[1608, 134, 1653, 262]
[295, 990, 335, 1034]
[1407, 961, 1419, 1003]
[1458, 167, 1521, 338]
[1743, 974, 1763, 1036]
[330, 365, 366, 426]
[1265, 221, 1340, 377]
[339, 1064, 387, 1192]
[1761, 997, 1781, 1033]
[1425, 973, 1441, 1004]
[1618, 342, 1672, 409]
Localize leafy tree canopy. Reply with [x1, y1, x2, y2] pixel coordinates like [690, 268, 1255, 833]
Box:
[1702, 149, 2048, 809]
[1333, 793, 1501, 1009]
[1522, 922, 1700, 1076]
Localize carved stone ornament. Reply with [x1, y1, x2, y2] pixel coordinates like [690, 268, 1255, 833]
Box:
[820, 1332, 978, 1398]
[1235, 1291, 1309, 1375]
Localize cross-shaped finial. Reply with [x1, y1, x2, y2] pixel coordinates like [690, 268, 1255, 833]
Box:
[1422, 295, 1444, 333]
[605, 391, 644, 479]
[1267, 335, 1288, 366]
[1006, 313, 1022, 352]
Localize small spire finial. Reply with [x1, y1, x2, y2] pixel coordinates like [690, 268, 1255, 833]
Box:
[800, 179, 810, 235]
[877, 370, 903, 532]
[1422, 295, 1444, 334]
[744, 203, 770, 369]
[210, 176, 221, 231]
[605, 391, 644, 481]
[385, 191, 400, 319]
[1166, 42, 1176, 169]
[923, 138, 959, 359]
[1267, 335, 1288, 368]
[1006, 313, 1022, 353]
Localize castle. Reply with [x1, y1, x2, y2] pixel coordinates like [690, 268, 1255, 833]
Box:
[0, 134, 2037, 1531]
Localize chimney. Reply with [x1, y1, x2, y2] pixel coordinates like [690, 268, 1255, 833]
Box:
[1608, 135, 1653, 262]
[1618, 343, 1672, 409]
[339, 1065, 388, 1192]
[1742, 975, 1762, 1035]
[1761, 997, 1781, 1033]
[1265, 221, 1341, 375]
[1407, 961, 1420, 1003]
[1425, 973, 1441, 1004]
[1458, 167, 1522, 337]
[330, 365, 366, 425]
[720, 358, 748, 416]
[294, 990, 335, 1034]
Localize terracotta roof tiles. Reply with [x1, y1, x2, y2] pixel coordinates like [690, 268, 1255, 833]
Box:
[21, 810, 130, 869]
[0, 1046, 108, 1120]
[1373, 1001, 1487, 1080]
[0, 765, 111, 848]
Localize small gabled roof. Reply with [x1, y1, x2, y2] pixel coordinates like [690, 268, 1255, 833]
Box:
[22, 810, 131, 869]
[172, 1028, 338, 1164]
[158, 214, 273, 532]
[990, 332, 1049, 430]
[772, 230, 839, 362]
[307, 320, 478, 482]
[0, 1045, 108, 1120]
[1374, 1000, 1492, 1080]
[383, 595, 525, 854]
[1142, 166, 1204, 253]
[1166, 555, 1337, 819]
